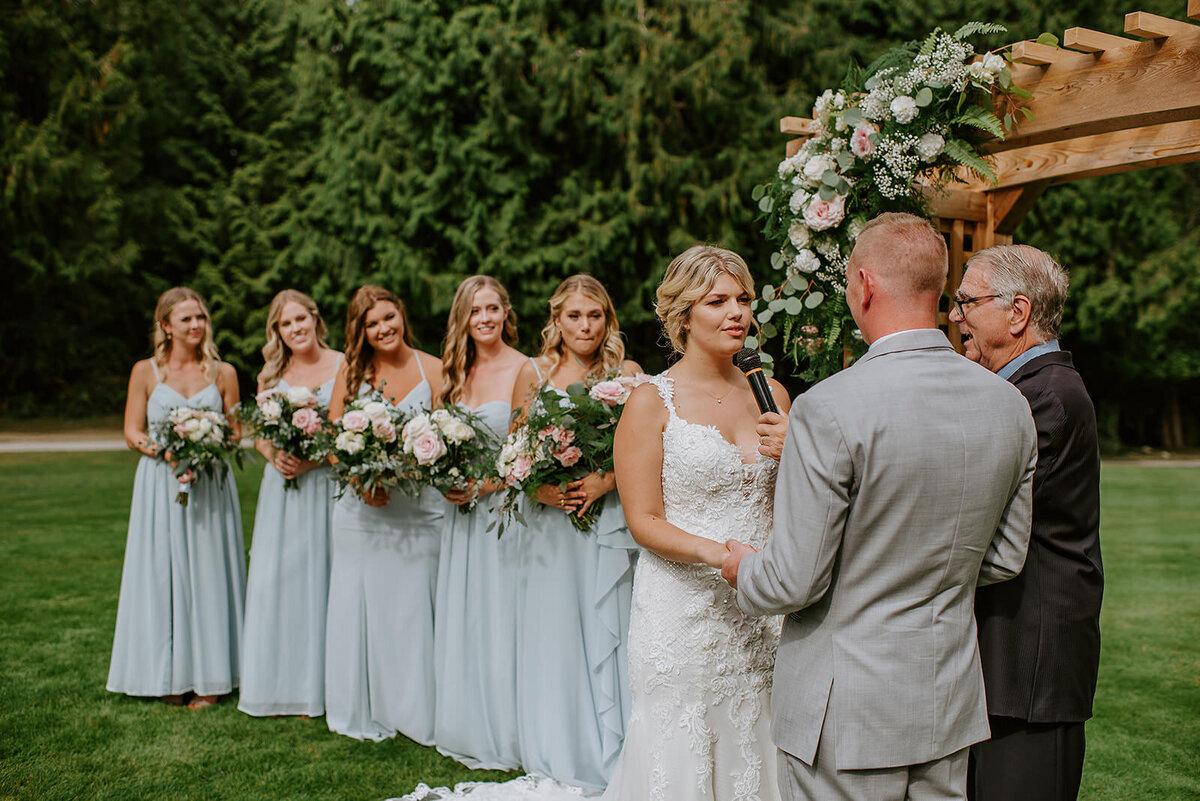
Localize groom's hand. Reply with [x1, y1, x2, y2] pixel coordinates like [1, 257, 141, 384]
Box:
[722, 539, 757, 589]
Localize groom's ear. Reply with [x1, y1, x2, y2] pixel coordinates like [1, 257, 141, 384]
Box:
[858, 268, 874, 308]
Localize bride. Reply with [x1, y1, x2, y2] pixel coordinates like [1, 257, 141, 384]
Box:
[397, 246, 789, 801]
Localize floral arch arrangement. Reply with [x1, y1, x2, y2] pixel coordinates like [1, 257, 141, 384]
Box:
[751, 22, 1034, 381]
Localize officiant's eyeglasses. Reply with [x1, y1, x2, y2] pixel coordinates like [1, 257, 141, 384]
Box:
[951, 294, 1002, 317]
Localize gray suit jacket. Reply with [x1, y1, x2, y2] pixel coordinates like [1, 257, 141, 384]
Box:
[738, 329, 1037, 771]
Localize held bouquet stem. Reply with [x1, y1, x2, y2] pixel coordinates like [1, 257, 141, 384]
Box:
[154, 407, 243, 505]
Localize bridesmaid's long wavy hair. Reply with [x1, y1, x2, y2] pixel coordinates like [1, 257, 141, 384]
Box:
[259, 289, 331, 390]
[152, 287, 221, 381]
[438, 276, 518, 407]
[537, 274, 624, 383]
[342, 285, 414, 398]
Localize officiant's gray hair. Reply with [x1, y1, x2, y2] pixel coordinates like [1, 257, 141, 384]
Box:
[967, 245, 1069, 341]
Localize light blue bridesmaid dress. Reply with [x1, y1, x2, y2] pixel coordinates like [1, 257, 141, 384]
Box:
[432, 400, 522, 770]
[513, 367, 639, 790]
[325, 359, 445, 743]
[238, 373, 338, 717]
[107, 361, 246, 698]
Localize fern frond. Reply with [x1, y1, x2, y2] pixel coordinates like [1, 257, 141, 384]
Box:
[952, 105, 1006, 139]
[944, 138, 997, 184]
[953, 21, 1007, 40]
[863, 43, 918, 81]
[918, 29, 943, 59]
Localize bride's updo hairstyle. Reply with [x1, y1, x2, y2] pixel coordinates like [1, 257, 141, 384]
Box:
[538, 274, 625, 383]
[655, 245, 756, 355]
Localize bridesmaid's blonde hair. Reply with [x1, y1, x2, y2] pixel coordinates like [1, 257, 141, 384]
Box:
[537, 274, 624, 383]
[439, 276, 518, 406]
[152, 287, 221, 381]
[259, 289, 331, 390]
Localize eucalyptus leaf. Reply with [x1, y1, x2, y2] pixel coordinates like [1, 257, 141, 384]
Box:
[763, 284, 775, 300]
[758, 194, 773, 213]
[788, 273, 809, 291]
[804, 292, 825, 309]
[842, 107, 864, 126]
[868, 133, 880, 145]
[751, 184, 766, 201]
[784, 297, 804, 315]
[836, 152, 854, 171]
[819, 184, 836, 201]
[761, 322, 778, 339]
[769, 298, 785, 312]
[914, 87, 933, 107]
[770, 252, 784, 270]
[837, 178, 851, 194]
[1035, 31, 1059, 47]
[757, 309, 774, 324]
[744, 335, 760, 349]
[822, 169, 840, 186]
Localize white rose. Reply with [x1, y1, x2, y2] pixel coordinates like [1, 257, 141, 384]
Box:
[802, 154, 835, 183]
[285, 385, 315, 407]
[967, 61, 988, 82]
[789, 189, 810, 214]
[917, 133, 945, 161]
[444, 420, 475, 444]
[261, 400, 282, 420]
[890, 95, 919, 124]
[983, 53, 1005, 74]
[431, 408, 452, 426]
[794, 249, 821, 274]
[402, 413, 436, 444]
[362, 401, 390, 423]
[168, 407, 192, 424]
[335, 430, 365, 455]
[788, 221, 811, 249]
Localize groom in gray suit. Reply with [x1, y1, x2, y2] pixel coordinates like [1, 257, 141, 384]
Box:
[723, 212, 1038, 800]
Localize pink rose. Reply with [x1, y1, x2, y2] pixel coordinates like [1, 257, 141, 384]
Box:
[373, 419, 397, 443]
[410, 430, 446, 466]
[803, 194, 846, 231]
[292, 408, 322, 436]
[509, 455, 534, 483]
[554, 445, 583, 467]
[537, 426, 556, 441]
[849, 122, 877, 158]
[552, 426, 574, 446]
[173, 423, 189, 438]
[342, 410, 369, 432]
[589, 379, 629, 406]
[255, 388, 279, 405]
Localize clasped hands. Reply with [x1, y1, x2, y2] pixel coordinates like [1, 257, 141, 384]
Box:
[718, 539, 758, 590]
[536, 472, 614, 518]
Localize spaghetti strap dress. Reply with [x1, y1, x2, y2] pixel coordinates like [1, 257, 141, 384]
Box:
[432, 400, 522, 769]
[512, 363, 639, 789]
[107, 361, 246, 697]
[325, 357, 445, 742]
[238, 371, 339, 717]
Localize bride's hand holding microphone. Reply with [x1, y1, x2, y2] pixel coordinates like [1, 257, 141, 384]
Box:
[733, 347, 788, 461]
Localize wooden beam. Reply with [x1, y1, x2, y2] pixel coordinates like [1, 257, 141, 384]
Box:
[1063, 27, 1137, 53]
[925, 187, 987, 222]
[1011, 41, 1061, 65]
[990, 181, 1051, 235]
[1191, 0, 1199, 21]
[1125, 11, 1198, 38]
[975, 118, 1200, 188]
[992, 26, 1200, 152]
[785, 138, 804, 158]
[780, 117, 816, 135]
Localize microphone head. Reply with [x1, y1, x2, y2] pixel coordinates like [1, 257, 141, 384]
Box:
[732, 347, 762, 374]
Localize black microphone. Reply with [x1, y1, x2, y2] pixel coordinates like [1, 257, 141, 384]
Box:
[733, 348, 779, 415]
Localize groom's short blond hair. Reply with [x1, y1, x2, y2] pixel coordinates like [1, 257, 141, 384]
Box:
[856, 212, 948, 297]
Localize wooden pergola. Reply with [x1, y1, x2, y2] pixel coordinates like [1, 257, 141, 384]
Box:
[779, 4, 1200, 351]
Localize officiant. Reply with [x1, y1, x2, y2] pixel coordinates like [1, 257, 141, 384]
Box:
[950, 244, 1103, 801]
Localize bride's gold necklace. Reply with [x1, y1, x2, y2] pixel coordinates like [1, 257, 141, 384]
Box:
[697, 382, 734, 405]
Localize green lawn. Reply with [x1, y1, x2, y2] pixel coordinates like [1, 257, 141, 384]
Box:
[1, 453, 1197, 799]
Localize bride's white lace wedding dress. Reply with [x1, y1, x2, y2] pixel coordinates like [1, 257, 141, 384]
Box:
[395, 374, 782, 801]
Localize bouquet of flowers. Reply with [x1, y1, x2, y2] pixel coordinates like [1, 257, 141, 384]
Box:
[496, 375, 644, 533]
[235, 385, 328, 490]
[396, 407, 502, 513]
[154, 407, 243, 506]
[324, 390, 407, 502]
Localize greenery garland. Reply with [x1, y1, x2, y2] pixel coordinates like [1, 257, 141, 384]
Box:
[751, 22, 1035, 381]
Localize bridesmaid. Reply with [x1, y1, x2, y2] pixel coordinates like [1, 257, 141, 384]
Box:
[324, 285, 445, 742]
[509, 274, 642, 789]
[432, 276, 528, 769]
[108, 287, 245, 710]
[238, 290, 342, 718]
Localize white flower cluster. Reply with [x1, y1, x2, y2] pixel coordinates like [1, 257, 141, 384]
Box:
[168, 407, 227, 444]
